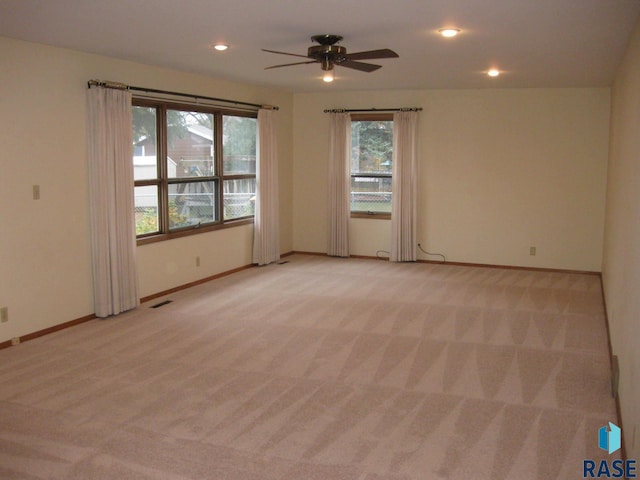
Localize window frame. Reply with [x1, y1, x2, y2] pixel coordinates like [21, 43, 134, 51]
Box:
[350, 113, 394, 220]
[133, 98, 257, 245]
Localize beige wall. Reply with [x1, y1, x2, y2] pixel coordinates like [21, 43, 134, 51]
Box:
[293, 88, 610, 270]
[0, 36, 294, 343]
[603, 17, 640, 459]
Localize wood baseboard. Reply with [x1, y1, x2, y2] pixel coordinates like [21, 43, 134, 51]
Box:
[1, 262, 260, 350]
[288, 250, 327, 257]
[0, 313, 96, 350]
[416, 258, 601, 276]
[140, 263, 255, 304]
[599, 276, 627, 462]
[290, 251, 601, 275]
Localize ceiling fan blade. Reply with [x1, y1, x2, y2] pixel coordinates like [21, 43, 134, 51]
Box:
[345, 49, 399, 61]
[264, 60, 318, 70]
[337, 60, 382, 72]
[261, 49, 310, 59]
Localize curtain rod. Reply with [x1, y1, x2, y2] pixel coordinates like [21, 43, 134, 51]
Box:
[324, 107, 422, 113]
[87, 79, 279, 111]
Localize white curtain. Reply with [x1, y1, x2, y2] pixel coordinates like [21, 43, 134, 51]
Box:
[252, 108, 280, 265]
[390, 111, 419, 262]
[87, 87, 139, 317]
[328, 113, 351, 257]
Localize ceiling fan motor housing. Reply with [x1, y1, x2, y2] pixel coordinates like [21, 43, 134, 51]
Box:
[307, 45, 347, 70]
[310, 34, 343, 45]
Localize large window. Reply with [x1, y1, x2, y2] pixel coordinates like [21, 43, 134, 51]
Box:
[350, 114, 393, 217]
[133, 100, 257, 241]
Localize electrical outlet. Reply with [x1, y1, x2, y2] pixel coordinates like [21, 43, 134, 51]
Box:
[0, 307, 7, 323]
[196, 256, 201, 267]
[11, 337, 20, 346]
[529, 246, 537, 256]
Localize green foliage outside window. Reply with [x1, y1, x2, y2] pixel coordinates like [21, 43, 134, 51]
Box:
[352, 120, 393, 174]
[135, 201, 187, 236]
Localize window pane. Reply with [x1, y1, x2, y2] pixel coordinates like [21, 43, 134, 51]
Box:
[223, 115, 257, 174]
[351, 176, 392, 213]
[132, 106, 158, 180]
[351, 120, 393, 174]
[223, 178, 256, 220]
[135, 185, 159, 235]
[167, 110, 214, 179]
[168, 181, 217, 229]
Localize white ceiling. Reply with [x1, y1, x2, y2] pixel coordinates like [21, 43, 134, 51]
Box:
[1, 0, 639, 93]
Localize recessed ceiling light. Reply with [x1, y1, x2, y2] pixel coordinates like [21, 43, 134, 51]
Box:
[213, 44, 228, 51]
[487, 69, 500, 77]
[438, 28, 461, 38]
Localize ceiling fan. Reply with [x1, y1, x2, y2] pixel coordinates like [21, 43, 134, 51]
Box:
[262, 34, 399, 79]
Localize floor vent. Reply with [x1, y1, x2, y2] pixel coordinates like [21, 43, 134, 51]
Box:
[611, 354, 620, 398]
[150, 300, 173, 309]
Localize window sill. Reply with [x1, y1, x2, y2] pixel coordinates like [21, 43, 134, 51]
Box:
[137, 217, 254, 245]
[350, 212, 391, 220]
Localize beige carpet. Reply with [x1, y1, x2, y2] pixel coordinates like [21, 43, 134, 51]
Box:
[0, 254, 619, 479]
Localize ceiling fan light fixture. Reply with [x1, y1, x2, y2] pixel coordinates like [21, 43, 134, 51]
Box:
[323, 69, 335, 82]
[321, 58, 333, 71]
[438, 28, 461, 38]
[487, 68, 500, 77]
[213, 44, 228, 51]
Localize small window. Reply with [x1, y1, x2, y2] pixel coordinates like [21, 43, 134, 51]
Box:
[133, 105, 160, 235]
[167, 109, 216, 229]
[222, 115, 257, 220]
[350, 114, 393, 218]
